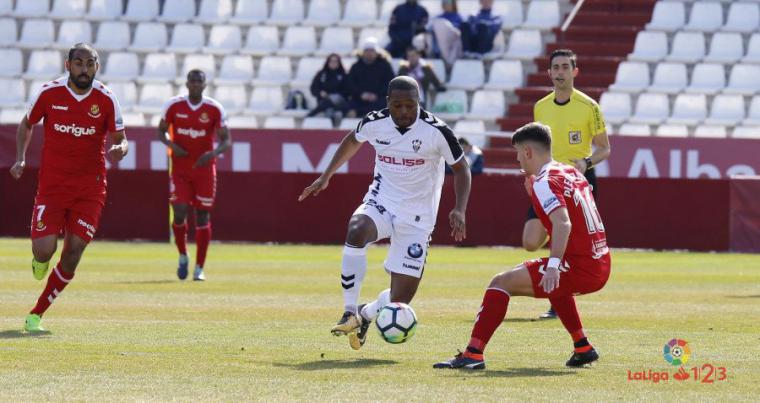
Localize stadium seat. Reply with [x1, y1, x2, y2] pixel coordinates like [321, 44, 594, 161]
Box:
[0, 108, 27, 124]
[101, 52, 140, 82]
[495, 0, 524, 29]
[316, 27, 354, 56]
[609, 62, 650, 93]
[467, 90, 505, 120]
[120, 112, 146, 127]
[13, 0, 49, 18]
[630, 93, 669, 124]
[195, 0, 233, 24]
[304, 0, 340, 27]
[724, 64, 760, 95]
[122, 0, 160, 23]
[629, 31, 668, 62]
[212, 85, 247, 114]
[227, 115, 259, 129]
[136, 83, 174, 114]
[683, 1, 723, 32]
[51, 0, 86, 19]
[693, 125, 727, 138]
[358, 28, 391, 49]
[23, 50, 62, 80]
[215, 55, 255, 85]
[341, 0, 378, 28]
[279, 26, 317, 57]
[241, 26, 279, 56]
[204, 25, 243, 55]
[0, 18, 16, 47]
[302, 117, 334, 129]
[665, 32, 705, 63]
[106, 81, 138, 111]
[454, 120, 486, 135]
[166, 24, 205, 54]
[86, 0, 122, 21]
[721, 2, 759, 33]
[522, 0, 559, 30]
[703, 33, 743, 64]
[94, 21, 130, 51]
[744, 96, 760, 126]
[599, 92, 632, 125]
[129, 23, 168, 53]
[705, 94, 745, 126]
[655, 124, 688, 138]
[484, 60, 523, 90]
[247, 86, 284, 116]
[428, 59, 446, 83]
[269, 0, 305, 26]
[229, 0, 268, 25]
[743, 34, 760, 65]
[138, 53, 178, 84]
[505, 29, 542, 60]
[448, 60, 485, 90]
[0, 0, 12, 16]
[667, 94, 707, 125]
[158, 0, 195, 23]
[0, 49, 23, 77]
[177, 54, 216, 84]
[18, 19, 54, 50]
[431, 89, 468, 120]
[617, 123, 652, 136]
[378, 0, 395, 27]
[292, 57, 324, 88]
[253, 56, 292, 86]
[685, 63, 726, 95]
[732, 126, 760, 139]
[27, 80, 50, 100]
[339, 117, 361, 130]
[0, 78, 25, 108]
[457, 0, 480, 18]
[645, 1, 685, 32]
[649, 63, 688, 94]
[420, 0, 442, 17]
[54, 21, 93, 50]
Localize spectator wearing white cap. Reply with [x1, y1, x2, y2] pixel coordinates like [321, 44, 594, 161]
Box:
[346, 38, 396, 117]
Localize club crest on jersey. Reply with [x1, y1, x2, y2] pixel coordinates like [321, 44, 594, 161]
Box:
[412, 139, 422, 152]
[568, 130, 581, 144]
[88, 104, 101, 118]
[35, 221, 46, 231]
[407, 243, 424, 259]
[199, 112, 210, 123]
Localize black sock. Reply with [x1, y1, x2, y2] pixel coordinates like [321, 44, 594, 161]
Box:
[574, 337, 591, 349]
[466, 346, 483, 355]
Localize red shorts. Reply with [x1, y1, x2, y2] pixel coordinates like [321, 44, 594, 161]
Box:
[30, 188, 105, 243]
[526, 254, 611, 298]
[170, 166, 216, 210]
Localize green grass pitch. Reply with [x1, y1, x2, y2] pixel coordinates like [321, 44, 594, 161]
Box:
[0, 238, 758, 401]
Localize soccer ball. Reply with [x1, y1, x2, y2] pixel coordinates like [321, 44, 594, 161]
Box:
[375, 302, 417, 344]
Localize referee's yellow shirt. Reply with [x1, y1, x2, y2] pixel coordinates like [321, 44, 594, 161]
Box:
[533, 88, 606, 166]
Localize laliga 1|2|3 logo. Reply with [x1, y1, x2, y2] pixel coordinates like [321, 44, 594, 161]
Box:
[627, 339, 728, 384]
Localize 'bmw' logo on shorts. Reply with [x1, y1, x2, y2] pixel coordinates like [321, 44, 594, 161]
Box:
[407, 243, 424, 259]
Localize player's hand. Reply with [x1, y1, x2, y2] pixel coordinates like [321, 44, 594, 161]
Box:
[539, 266, 560, 294]
[523, 173, 535, 197]
[298, 175, 330, 201]
[194, 151, 215, 168]
[9, 161, 25, 180]
[107, 145, 126, 162]
[572, 159, 587, 173]
[170, 143, 188, 158]
[449, 208, 466, 241]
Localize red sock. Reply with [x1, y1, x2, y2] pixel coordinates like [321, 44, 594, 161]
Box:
[31, 263, 74, 316]
[195, 223, 211, 268]
[468, 288, 510, 353]
[172, 222, 187, 255]
[549, 296, 593, 353]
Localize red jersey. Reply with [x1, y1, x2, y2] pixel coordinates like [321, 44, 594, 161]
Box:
[161, 95, 227, 171]
[530, 161, 609, 259]
[27, 77, 123, 191]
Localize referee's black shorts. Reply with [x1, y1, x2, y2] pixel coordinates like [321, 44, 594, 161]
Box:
[526, 167, 597, 221]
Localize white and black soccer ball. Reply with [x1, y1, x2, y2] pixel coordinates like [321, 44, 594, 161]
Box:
[375, 302, 417, 344]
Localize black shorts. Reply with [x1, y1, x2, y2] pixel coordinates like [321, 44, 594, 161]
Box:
[526, 168, 598, 221]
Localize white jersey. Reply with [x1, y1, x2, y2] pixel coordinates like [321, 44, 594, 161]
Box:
[354, 108, 464, 231]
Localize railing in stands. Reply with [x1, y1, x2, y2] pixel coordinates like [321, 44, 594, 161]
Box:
[561, 0, 586, 32]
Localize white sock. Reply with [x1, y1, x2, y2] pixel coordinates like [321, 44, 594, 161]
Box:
[342, 244, 368, 314]
[361, 288, 391, 321]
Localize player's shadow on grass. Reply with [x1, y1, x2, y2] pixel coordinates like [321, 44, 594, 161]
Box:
[113, 280, 177, 285]
[726, 294, 760, 299]
[0, 329, 52, 339]
[467, 367, 573, 378]
[460, 318, 542, 324]
[274, 358, 398, 371]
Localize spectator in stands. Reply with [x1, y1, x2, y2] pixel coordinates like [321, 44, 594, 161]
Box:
[347, 38, 396, 117]
[387, 0, 429, 58]
[428, 0, 464, 67]
[397, 47, 446, 108]
[460, 0, 503, 57]
[459, 137, 484, 174]
[307, 53, 350, 125]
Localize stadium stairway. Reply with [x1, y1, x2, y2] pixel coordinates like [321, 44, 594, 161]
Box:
[484, 0, 656, 168]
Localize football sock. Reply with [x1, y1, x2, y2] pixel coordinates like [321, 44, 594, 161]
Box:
[31, 263, 74, 316]
[172, 222, 188, 256]
[468, 288, 510, 353]
[549, 295, 593, 353]
[341, 244, 368, 314]
[360, 288, 391, 321]
[195, 223, 211, 268]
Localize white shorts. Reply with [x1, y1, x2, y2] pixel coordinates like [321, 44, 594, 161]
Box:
[353, 201, 430, 278]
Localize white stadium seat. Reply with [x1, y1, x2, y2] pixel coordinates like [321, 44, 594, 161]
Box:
[0, 78, 25, 108]
[269, 0, 304, 26]
[341, 0, 378, 28]
[721, 2, 759, 33]
[86, 0, 122, 21]
[229, 0, 268, 25]
[522, 0, 559, 30]
[339, 117, 361, 130]
[685, 63, 726, 95]
[28, 80, 50, 101]
[609, 62, 650, 93]
[724, 64, 760, 95]
[106, 81, 138, 111]
[316, 27, 354, 56]
[645, 1, 685, 32]
[495, 0, 524, 29]
[101, 52, 140, 82]
[431, 89, 468, 120]
[665, 32, 705, 63]
[120, 112, 146, 127]
[292, 57, 324, 87]
[693, 125, 727, 138]
[649, 63, 688, 94]
[420, 1, 442, 17]
[212, 85, 247, 114]
[630, 93, 669, 125]
[743, 33, 760, 64]
[0, 0, 9, 16]
[378, 0, 396, 27]
[428, 59, 446, 83]
[599, 92, 632, 125]
[457, 1, 479, 19]
[23, 50, 62, 80]
[484, 60, 523, 90]
[13, 0, 49, 18]
[215, 55, 254, 85]
[253, 56, 292, 86]
[138, 53, 177, 84]
[0, 18, 17, 47]
[241, 26, 279, 56]
[158, 0, 196, 23]
[732, 126, 760, 139]
[0, 49, 23, 77]
[129, 23, 168, 53]
[195, 0, 234, 24]
[454, 120, 486, 134]
[279, 26, 317, 57]
[304, 0, 340, 27]
[703, 33, 743, 64]
[166, 24, 205, 54]
[667, 94, 707, 125]
[51, 0, 86, 19]
[448, 60, 485, 90]
[227, 115, 258, 129]
[204, 25, 242, 55]
[122, 0, 159, 23]
[505, 29, 542, 60]
[0, 108, 27, 124]
[745, 96, 760, 126]
[358, 28, 391, 49]
[18, 19, 54, 50]
[467, 90, 505, 120]
[54, 21, 93, 50]
[177, 54, 216, 83]
[618, 123, 652, 136]
[248, 86, 284, 116]
[629, 31, 668, 62]
[655, 124, 688, 138]
[683, 2, 723, 32]
[94, 21, 130, 51]
[302, 117, 334, 129]
[136, 83, 174, 114]
[705, 95, 745, 126]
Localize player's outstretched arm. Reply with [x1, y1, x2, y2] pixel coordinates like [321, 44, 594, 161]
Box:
[298, 131, 363, 201]
[448, 158, 471, 241]
[539, 207, 572, 293]
[9, 116, 33, 180]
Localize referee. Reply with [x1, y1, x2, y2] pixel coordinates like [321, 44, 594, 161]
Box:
[523, 49, 611, 319]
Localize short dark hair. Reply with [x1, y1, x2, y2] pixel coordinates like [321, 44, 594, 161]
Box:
[387, 75, 419, 98]
[68, 43, 98, 62]
[549, 49, 577, 69]
[511, 122, 552, 151]
[187, 69, 206, 81]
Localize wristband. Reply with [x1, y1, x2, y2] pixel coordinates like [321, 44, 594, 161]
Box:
[547, 257, 561, 270]
[584, 157, 593, 170]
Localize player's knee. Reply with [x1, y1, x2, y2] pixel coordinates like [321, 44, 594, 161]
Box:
[32, 244, 56, 263]
[345, 218, 374, 246]
[522, 237, 541, 252]
[173, 205, 188, 223]
[196, 211, 210, 226]
[489, 271, 514, 293]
